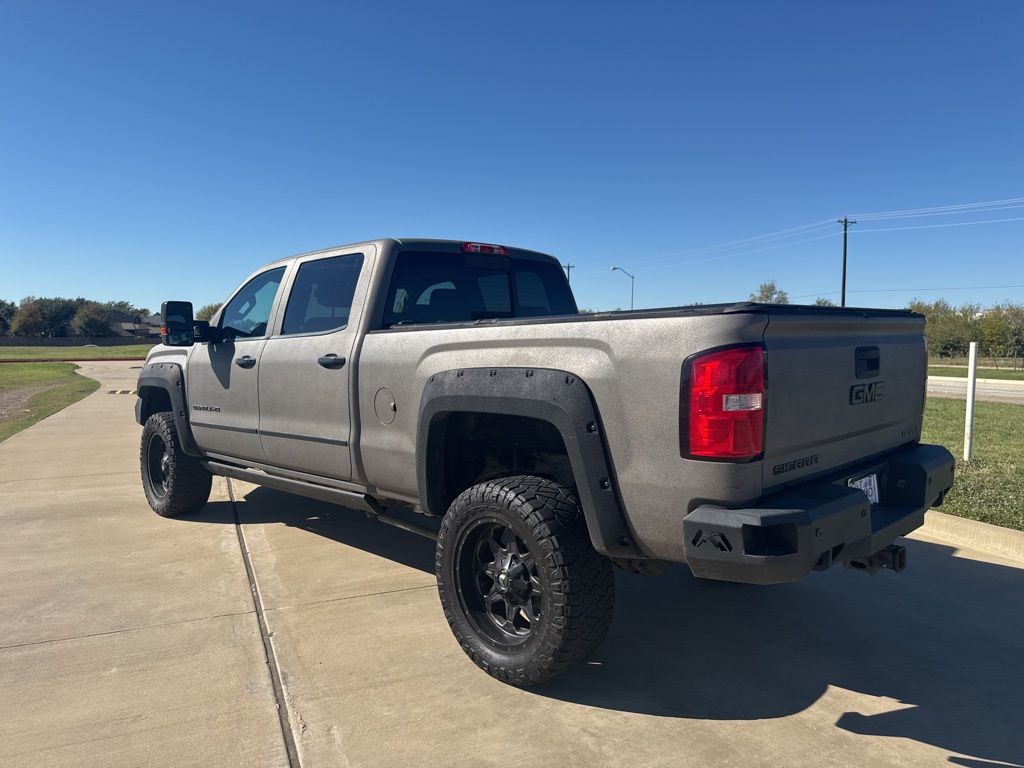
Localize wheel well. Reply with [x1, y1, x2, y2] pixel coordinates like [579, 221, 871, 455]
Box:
[428, 412, 576, 516]
[138, 385, 173, 422]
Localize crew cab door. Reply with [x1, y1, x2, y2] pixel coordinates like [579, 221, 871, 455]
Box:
[257, 246, 372, 480]
[186, 266, 287, 462]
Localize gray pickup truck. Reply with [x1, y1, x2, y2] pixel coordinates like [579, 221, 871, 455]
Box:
[137, 238, 954, 685]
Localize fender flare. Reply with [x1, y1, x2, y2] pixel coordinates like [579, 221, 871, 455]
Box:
[417, 366, 643, 558]
[135, 362, 202, 457]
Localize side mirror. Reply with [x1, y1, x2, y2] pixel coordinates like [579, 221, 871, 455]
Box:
[193, 320, 225, 344]
[161, 301, 195, 347]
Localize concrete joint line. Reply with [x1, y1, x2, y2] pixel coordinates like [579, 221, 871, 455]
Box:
[228, 478, 302, 768]
[263, 583, 437, 613]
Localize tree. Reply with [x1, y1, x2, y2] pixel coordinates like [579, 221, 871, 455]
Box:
[0, 299, 15, 335]
[813, 297, 836, 307]
[750, 280, 789, 304]
[10, 297, 81, 337]
[72, 301, 113, 338]
[10, 300, 49, 336]
[908, 299, 979, 359]
[195, 303, 222, 321]
[102, 300, 149, 321]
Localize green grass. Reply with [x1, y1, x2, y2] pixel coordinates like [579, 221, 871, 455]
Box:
[921, 398, 1024, 531]
[0, 344, 155, 361]
[929, 365, 1024, 381]
[0, 363, 100, 442]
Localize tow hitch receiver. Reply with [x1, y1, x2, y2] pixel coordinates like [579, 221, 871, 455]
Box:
[844, 544, 907, 575]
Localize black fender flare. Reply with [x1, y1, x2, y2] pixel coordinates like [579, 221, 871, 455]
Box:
[135, 362, 201, 457]
[417, 366, 643, 558]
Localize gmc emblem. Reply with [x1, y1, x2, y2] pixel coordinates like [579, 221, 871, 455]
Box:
[850, 381, 885, 405]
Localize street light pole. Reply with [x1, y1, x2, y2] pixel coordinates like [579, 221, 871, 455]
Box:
[610, 266, 635, 310]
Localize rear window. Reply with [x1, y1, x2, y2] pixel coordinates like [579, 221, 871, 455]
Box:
[382, 251, 576, 327]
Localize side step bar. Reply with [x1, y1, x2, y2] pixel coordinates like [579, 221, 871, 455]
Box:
[203, 460, 439, 541]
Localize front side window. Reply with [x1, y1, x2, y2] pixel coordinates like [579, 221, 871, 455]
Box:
[219, 267, 286, 338]
[281, 253, 364, 335]
[382, 252, 576, 327]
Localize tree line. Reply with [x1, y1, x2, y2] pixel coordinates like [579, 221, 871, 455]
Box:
[751, 281, 1024, 362]
[0, 297, 151, 338]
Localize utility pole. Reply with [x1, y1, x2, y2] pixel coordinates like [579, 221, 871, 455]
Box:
[837, 217, 856, 307]
[562, 262, 575, 284]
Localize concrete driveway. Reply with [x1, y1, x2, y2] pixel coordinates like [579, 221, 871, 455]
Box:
[928, 374, 1024, 404]
[2, 361, 1023, 767]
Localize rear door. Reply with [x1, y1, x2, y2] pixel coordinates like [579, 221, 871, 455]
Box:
[761, 309, 927, 490]
[257, 245, 373, 480]
[186, 265, 287, 462]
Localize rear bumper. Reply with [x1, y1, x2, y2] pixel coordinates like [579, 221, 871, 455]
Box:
[682, 443, 955, 584]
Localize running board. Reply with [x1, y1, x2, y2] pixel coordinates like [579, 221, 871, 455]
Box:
[203, 460, 438, 540]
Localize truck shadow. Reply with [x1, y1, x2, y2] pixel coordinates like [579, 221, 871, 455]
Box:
[544, 538, 1024, 767]
[188, 489, 1024, 767]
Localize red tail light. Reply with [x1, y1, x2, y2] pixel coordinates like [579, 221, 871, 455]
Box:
[681, 344, 765, 460]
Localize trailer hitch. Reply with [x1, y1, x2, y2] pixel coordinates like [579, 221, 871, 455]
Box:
[843, 544, 907, 575]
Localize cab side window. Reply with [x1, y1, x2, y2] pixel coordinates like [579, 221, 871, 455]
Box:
[281, 253, 365, 335]
[219, 267, 286, 338]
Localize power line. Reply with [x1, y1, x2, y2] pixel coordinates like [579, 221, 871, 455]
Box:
[650, 219, 835, 260]
[852, 195, 1024, 221]
[634, 211, 1024, 272]
[649, 195, 1024, 265]
[857, 215, 1024, 233]
[792, 284, 1024, 299]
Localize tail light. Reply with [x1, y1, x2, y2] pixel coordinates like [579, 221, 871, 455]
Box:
[680, 344, 766, 460]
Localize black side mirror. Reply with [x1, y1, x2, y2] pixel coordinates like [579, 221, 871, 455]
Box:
[193, 320, 225, 344]
[161, 301, 195, 347]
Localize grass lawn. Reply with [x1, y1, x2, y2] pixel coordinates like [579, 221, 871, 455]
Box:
[929, 365, 1024, 381]
[921, 397, 1024, 531]
[0, 363, 100, 443]
[0, 344, 155, 361]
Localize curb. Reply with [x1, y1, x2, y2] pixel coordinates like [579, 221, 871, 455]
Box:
[917, 510, 1024, 563]
[928, 375, 1024, 387]
[0, 358, 147, 364]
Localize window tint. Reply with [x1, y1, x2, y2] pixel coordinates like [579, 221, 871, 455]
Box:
[219, 267, 286, 338]
[282, 253, 364, 335]
[382, 252, 576, 327]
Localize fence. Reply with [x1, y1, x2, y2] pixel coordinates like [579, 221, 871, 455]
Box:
[0, 336, 153, 347]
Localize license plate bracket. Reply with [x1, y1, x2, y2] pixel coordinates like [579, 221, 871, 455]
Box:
[848, 473, 880, 505]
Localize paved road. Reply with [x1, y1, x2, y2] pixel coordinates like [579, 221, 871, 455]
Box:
[2, 361, 1023, 767]
[928, 374, 1024, 404]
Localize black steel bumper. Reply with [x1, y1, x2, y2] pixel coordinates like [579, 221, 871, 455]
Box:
[682, 443, 955, 585]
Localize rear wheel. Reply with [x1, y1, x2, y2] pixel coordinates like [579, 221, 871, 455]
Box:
[436, 475, 615, 686]
[140, 412, 212, 517]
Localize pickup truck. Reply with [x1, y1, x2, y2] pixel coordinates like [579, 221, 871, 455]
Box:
[136, 237, 955, 686]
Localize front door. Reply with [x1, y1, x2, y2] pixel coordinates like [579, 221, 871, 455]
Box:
[186, 266, 287, 462]
[258, 248, 371, 480]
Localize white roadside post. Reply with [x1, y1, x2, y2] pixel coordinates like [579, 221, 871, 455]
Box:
[963, 341, 978, 461]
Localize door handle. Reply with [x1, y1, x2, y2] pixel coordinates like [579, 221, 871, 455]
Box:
[317, 354, 346, 369]
[234, 355, 256, 369]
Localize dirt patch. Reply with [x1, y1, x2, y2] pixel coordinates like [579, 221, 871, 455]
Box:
[0, 384, 55, 423]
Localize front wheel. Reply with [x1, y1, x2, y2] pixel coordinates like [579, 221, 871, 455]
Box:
[140, 412, 212, 517]
[436, 475, 615, 686]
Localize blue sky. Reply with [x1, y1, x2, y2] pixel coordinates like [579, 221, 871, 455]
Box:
[2, 1, 1023, 313]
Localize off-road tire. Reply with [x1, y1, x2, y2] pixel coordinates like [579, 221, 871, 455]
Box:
[436, 475, 615, 686]
[140, 412, 212, 517]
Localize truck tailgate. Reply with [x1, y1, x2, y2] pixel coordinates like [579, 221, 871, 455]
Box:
[761, 309, 927, 490]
